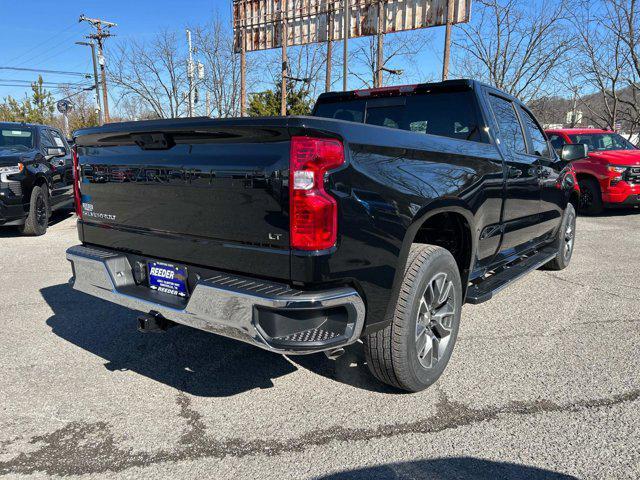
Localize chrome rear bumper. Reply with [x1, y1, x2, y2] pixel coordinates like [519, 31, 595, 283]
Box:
[66, 245, 365, 355]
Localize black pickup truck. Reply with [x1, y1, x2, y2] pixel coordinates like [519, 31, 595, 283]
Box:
[0, 122, 74, 235]
[67, 80, 585, 392]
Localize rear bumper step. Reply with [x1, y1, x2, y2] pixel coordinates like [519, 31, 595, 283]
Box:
[465, 247, 558, 305]
[66, 245, 365, 354]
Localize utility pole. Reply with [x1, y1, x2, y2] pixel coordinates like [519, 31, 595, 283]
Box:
[442, 0, 454, 81]
[570, 87, 578, 127]
[281, 0, 289, 116]
[375, 0, 385, 88]
[75, 41, 103, 125]
[343, 0, 349, 91]
[325, 2, 333, 93]
[79, 15, 116, 123]
[238, 0, 247, 117]
[240, 30, 247, 116]
[186, 29, 195, 117]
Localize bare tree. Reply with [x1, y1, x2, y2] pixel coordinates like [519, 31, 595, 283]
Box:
[563, 1, 624, 130]
[349, 32, 431, 88]
[109, 30, 188, 118]
[257, 42, 330, 101]
[605, 0, 640, 136]
[559, 0, 640, 136]
[191, 17, 256, 118]
[453, 0, 573, 102]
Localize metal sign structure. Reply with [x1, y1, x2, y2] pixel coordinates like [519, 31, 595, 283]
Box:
[232, 0, 471, 116]
[233, 0, 470, 52]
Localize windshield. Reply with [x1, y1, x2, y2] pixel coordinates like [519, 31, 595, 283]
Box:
[568, 133, 636, 152]
[0, 127, 34, 151]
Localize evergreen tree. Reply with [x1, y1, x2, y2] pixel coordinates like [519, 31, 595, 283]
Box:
[0, 76, 55, 123]
[248, 81, 313, 117]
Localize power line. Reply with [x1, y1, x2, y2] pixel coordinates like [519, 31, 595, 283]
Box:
[3, 22, 80, 66]
[0, 78, 92, 86]
[9, 29, 85, 71]
[0, 67, 91, 77]
[0, 82, 88, 89]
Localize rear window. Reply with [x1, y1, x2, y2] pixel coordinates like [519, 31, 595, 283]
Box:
[314, 90, 486, 143]
[0, 128, 34, 149]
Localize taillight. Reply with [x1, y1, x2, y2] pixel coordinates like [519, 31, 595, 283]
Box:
[72, 145, 82, 219]
[289, 136, 344, 251]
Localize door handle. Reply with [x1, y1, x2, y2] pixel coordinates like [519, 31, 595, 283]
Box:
[507, 167, 522, 178]
[536, 166, 551, 178]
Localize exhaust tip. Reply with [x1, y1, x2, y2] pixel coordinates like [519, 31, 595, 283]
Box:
[324, 347, 345, 360]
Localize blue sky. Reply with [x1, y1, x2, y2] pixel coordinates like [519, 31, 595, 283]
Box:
[0, 0, 446, 106]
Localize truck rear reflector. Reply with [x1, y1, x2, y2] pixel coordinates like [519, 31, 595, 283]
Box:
[289, 136, 344, 251]
[72, 145, 82, 219]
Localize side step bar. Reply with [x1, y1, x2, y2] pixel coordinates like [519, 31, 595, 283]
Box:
[465, 247, 558, 305]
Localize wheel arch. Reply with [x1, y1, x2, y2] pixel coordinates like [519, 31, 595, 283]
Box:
[378, 200, 477, 334]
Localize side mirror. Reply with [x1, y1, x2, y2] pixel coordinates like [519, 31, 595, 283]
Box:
[46, 147, 66, 157]
[560, 143, 588, 162]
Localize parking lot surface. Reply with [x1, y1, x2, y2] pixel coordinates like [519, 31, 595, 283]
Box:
[0, 211, 638, 479]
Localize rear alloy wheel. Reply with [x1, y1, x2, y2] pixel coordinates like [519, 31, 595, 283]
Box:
[19, 185, 49, 236]
[415, 273, 455, 369]
[364, 244, 462, 392]
[578, 178, 603, 215]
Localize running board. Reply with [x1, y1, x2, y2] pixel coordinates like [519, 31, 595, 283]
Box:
[465, 247, 558, 305]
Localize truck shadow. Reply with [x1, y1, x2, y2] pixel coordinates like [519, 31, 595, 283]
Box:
[41, 283, 297, 397]
[40, 283, 391, 396]
[0, 209, 74, 237]
[315, 458, 579, 479]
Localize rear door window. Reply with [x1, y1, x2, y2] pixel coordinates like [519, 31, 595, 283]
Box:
[487, 94, 527, 153]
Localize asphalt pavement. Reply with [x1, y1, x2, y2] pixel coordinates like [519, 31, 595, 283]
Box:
[0, 210, 638, 479]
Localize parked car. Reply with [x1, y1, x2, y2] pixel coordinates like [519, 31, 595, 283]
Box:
[0, 122, 74, 235]
[545, 128, 640, 214]
[66, 80, 583, 392]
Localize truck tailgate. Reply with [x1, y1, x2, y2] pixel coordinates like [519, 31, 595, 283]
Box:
[74, 119, 292, 280]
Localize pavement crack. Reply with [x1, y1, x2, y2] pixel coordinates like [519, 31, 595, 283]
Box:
[459, 316, 640, 342]
[1, 388, 638, 476]
[541, 272, 638, 301]
[176, 393, 207, 447]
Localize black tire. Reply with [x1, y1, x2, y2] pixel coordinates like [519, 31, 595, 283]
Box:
[19, 185, 49, 236]
[541, 203, 576, 271]
[364, 244, 462, 392]
[578, 177, 603, 215]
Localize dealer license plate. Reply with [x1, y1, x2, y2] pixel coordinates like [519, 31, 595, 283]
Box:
[147, 261, 189, 297]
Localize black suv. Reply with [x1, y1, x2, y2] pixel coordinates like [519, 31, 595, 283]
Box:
[0, 122, 74, 235]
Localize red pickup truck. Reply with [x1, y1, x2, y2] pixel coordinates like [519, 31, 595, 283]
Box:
[545, 128, 640, 214]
